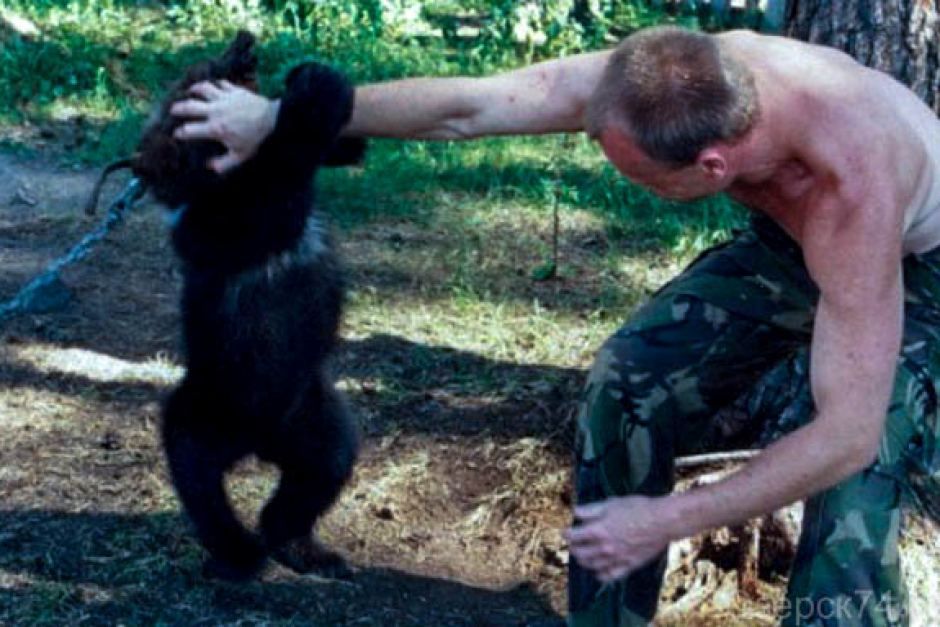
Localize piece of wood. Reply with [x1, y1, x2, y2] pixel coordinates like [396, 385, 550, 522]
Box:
[675, 450, 760, 468]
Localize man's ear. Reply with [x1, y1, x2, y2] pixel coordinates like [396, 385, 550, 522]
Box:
[696, 147, 728, 180]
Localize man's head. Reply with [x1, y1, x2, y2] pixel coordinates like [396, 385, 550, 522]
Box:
[586, 27, 760, 199]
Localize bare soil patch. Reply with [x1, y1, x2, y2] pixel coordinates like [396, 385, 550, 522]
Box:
[1, 151, 937, 626]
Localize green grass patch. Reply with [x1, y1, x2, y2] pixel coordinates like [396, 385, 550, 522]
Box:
[0, 0, 747, 253]
[321, 134, 745, 251]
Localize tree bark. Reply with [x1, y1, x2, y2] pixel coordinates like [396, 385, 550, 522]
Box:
[785, 0, 940, 113]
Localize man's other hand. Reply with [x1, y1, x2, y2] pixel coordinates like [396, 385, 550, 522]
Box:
[565, 495, 674, 583]
[171, 80, 279, 174]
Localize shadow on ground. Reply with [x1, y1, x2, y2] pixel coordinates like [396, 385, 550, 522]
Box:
[1, 330, 583, 446]
[342, 333, 583, 443]
[0, 509, 559, 626]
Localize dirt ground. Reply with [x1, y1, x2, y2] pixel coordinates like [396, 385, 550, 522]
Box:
[0, 150, 937, 626]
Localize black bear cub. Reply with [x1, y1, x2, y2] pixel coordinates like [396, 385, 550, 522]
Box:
[133, 31, 361, 581]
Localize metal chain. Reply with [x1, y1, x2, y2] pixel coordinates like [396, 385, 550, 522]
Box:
[0, 177, 145, 323]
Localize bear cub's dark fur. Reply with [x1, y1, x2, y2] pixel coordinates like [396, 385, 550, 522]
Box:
[133, 31, 361, 581]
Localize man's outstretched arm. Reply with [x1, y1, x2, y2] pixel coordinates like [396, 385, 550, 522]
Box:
[171, 51, 609, 172]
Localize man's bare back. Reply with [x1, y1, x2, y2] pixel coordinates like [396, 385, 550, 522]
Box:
[721, 31, 940, 254]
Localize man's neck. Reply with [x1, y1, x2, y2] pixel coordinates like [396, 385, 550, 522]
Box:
[719, 47, 798, 187]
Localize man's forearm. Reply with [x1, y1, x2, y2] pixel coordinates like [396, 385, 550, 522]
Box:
[664, 417, 876, 540]
[340, 51, 608, 141]
[343, 78, 485, 140]
[666, 265, 899, 541]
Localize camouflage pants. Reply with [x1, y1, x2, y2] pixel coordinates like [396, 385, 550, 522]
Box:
[569, 216, 940, 627]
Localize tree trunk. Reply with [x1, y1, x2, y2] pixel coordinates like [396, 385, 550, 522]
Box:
[785, 0, 940, 113]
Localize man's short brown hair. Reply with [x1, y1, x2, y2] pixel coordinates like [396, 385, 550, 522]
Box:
[585, 26, 759, 165]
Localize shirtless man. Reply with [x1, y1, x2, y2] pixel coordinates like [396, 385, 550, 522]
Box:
[171, 27, 940, 626]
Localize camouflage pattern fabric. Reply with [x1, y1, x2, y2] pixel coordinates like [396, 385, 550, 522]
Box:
[569, 215, 940, 626]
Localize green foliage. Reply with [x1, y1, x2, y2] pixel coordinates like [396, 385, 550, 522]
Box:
[0, 0, 709, 125]
[0, 0, 745, 254]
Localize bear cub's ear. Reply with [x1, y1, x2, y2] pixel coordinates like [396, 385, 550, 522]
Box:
[212, 30, 257, 88]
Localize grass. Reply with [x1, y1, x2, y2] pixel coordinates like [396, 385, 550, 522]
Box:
[0, 0, 746, 252]
[0, 4, 788, 623]
[0, 123, 736, 620]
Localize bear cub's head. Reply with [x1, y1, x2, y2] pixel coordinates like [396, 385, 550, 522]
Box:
[133, 30, 364, 208]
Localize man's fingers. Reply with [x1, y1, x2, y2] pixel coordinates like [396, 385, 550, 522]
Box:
[209, 151, 243, 174]
[217, 79, 236, 91]
[573, 502, 607, 521]
[570, 543, 611, 563]
[170, 99, 210, 119]
[188, 81, 224, 101]
[572, 546, 624, 576]
[174, 121, 215, 141]
[565, 524, 602, 545]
